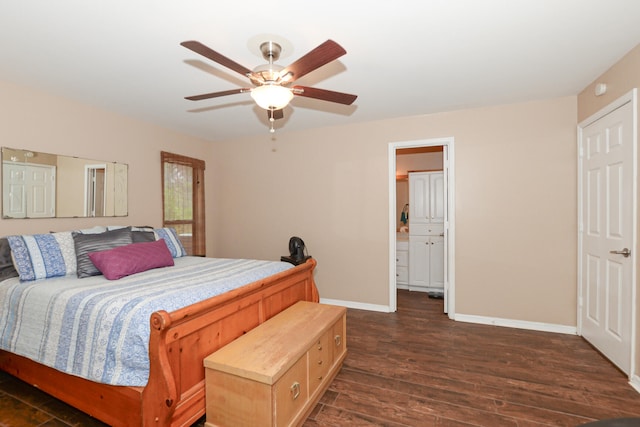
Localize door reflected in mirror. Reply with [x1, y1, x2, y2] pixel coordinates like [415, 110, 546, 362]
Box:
[2, 147, 128, 219]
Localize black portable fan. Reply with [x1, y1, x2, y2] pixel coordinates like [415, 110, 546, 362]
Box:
[281, 236, 311, 265]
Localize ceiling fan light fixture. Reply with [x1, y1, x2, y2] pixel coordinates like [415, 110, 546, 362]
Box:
[251, 84, 293, 110]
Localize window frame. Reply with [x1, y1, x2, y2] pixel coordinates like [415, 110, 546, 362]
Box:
[161, 151, 206, 256]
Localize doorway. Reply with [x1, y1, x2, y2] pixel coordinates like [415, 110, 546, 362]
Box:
[388, 137, 455, 316]
[85, 164, 107, 217]
[578, 89, 637, 376]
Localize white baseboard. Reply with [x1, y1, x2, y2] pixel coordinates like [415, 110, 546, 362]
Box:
[631, 374, 640, 394]
[319, 298, 392, 313]
[320, 300, 578, 334]
[454, 313, 577, 335]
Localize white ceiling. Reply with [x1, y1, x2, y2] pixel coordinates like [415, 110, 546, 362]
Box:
[2, 1, 640, 142]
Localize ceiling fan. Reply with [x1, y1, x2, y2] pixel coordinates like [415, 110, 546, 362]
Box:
[180, 39, 357, 132]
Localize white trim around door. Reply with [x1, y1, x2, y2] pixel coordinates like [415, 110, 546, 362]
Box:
[388, 137, 456, 317]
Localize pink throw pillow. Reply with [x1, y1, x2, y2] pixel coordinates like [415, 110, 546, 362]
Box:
[88, 239, 175, 280]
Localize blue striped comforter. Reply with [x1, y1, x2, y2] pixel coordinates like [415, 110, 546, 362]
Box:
[0, 257, 293, 386]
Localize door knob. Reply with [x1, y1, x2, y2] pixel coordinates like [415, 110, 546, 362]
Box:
[610, 248, 631, 258]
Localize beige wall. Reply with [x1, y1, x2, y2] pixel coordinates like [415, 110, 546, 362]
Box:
[578, 43, 640, 381]
[0, 79, 217, 245]
[578, 44, 640, 122]
[0, 78, 578, 330]
[3, 43, 637, 376]
[213, 96, 578, 325]
[396, 151, 444, 175]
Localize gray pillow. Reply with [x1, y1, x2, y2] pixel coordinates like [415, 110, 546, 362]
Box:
[0, 237, 18, 280]
[73, 227, 133, 278]
[132, 230, 156, 243]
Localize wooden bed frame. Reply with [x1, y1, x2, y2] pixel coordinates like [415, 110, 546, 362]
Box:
[0, 258, 318, 427]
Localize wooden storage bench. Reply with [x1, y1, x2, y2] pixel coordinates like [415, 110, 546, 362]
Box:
[203, 301, 347, 427]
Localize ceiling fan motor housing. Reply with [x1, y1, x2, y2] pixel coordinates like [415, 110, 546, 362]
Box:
[249, 42, 286, 85]
[259, 41, 282, 62]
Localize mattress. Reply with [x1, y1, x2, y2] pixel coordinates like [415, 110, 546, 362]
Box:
[0, 256, 293, 386]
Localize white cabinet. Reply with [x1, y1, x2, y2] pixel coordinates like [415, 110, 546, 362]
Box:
[409, 232, 444, 292]
[396, 240, 409, 289]
[408, 171, 444, 293]
[409, 172, 444, 229]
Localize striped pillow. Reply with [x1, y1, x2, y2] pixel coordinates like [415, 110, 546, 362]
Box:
[7, 232, 77, 281]
[154, 228, 187, 258]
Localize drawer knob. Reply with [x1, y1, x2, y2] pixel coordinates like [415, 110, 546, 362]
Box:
[290, 381, 300, 400]
[317, 360, 323, 365]
[334, 335, 342, 346]
[317, 344, 322, 350]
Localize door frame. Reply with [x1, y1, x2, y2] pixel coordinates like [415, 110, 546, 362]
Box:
[577, 88, 637, 378]
[84, 164, 107, 217]
[388, 137, 456, 317]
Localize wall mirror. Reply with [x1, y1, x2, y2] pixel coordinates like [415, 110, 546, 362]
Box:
[2, 147, 128, 219]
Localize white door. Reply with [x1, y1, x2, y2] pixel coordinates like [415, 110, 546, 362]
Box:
[430, 172, 445, 223]
[442, 146, 450, 314]
[2, 163, 26, 218]
[27, 164, 55, 218]
[29, 166, 53, 217]
[409, 173, 430, 226]
[580, 98, 635, 375]
[409, 235, 429, 290]
[430, 235, 445, 289]
[2, 163, 55, 218]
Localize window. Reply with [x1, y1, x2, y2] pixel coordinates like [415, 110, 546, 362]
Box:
[161, 151, 206, 256]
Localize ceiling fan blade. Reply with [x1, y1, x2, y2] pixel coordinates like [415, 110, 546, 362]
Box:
[279, 40, 346, 83]
[181, 41, 252, 77]
[268, 109, 285, 121]
[292, 86, 357, 105]
[185, 88, 250, 101]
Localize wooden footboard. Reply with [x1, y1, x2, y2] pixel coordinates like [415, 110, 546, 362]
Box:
[0, 258, 318, 427]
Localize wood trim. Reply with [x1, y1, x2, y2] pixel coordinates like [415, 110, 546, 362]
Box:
[406, 169, 443, 173]
[161, 151, 206, 256]
[192, 167, 205, 256]
[161, 151, 206, 170]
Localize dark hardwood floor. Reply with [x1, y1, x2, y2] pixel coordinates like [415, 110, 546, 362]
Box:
[2, 290, 640, 426]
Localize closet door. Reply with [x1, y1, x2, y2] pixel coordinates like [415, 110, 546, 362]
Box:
[1, 163, 55, 218]
[2, 163, 26, 218]
[28, 165, 55, 217]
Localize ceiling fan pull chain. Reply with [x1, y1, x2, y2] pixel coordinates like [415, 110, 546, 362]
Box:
[269, 110, 276, 134]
